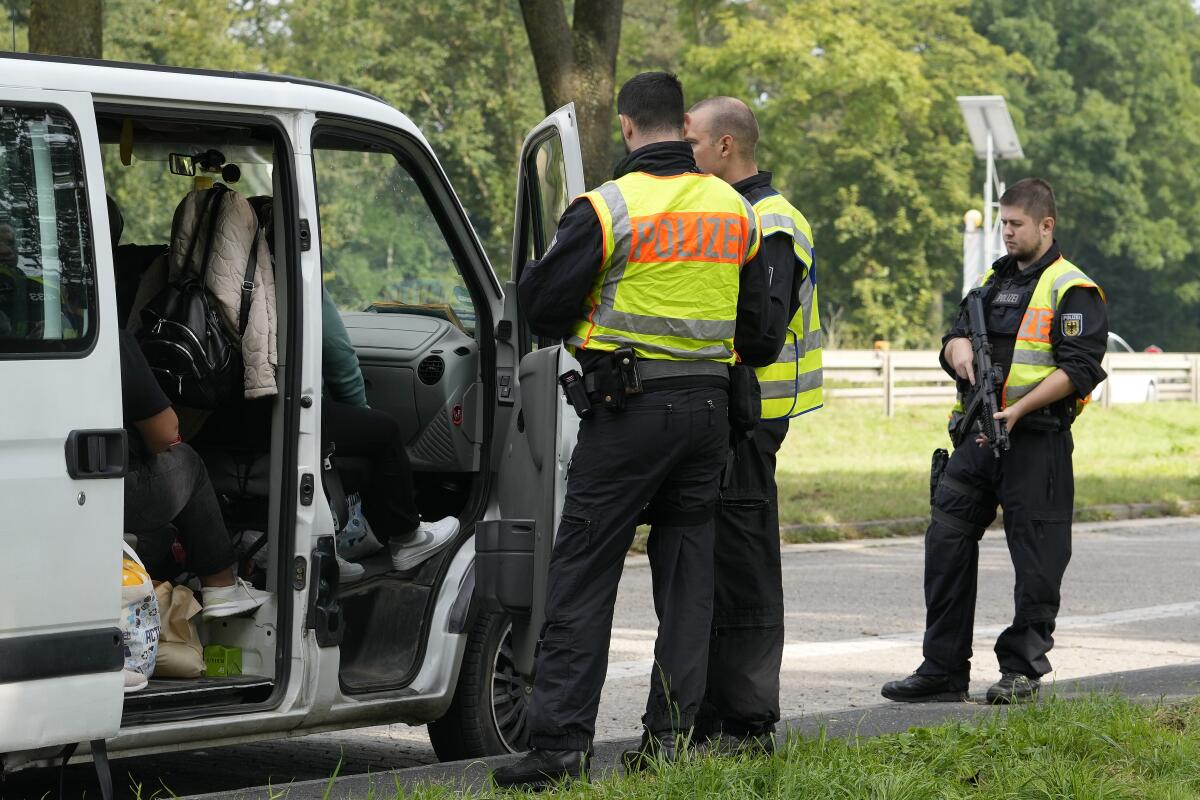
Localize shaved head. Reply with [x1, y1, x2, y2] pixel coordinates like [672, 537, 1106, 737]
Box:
[688, 96, 759, 158]
[684, 96, 760, 182]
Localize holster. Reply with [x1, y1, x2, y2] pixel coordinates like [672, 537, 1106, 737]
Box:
[930, 448, 949, 505]
[584, 358, 627, 410]
[729, 364, 761, 439]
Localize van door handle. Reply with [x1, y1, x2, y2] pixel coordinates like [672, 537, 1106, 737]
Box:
[65, 429, 129, 479]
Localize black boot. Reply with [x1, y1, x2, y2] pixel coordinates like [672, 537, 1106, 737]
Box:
[491, 749, 587, 788]
[986, 673, 1040, 705]
[881, 672, 970, 703]
[704, 728, 777, 757]
[623, 731, 687, 774]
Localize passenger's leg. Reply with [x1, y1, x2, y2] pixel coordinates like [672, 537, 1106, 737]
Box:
[698, 417, 788, 741]
[125, 444, 236, 583]
[321, 400, 420, 536]
[127, 443, 267, 619]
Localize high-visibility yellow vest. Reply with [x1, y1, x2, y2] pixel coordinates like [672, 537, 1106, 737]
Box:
[952, 256, 1104, 417]
[568, 171, 761, 364]
[753, 192, 822, 418]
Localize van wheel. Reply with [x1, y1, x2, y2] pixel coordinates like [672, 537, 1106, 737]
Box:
[428, 610, 530, 760]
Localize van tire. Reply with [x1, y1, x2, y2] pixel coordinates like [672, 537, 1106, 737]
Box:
[428, 610, 530, 760]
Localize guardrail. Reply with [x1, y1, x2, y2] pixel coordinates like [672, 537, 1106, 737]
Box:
[825, 350, 1200, 416]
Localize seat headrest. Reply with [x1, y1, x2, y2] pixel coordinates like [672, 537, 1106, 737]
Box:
[106, 195, 124, 249]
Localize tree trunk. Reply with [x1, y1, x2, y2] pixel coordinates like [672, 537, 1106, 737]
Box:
[520, 0, 623, 188]
[29, 0, 103, 59]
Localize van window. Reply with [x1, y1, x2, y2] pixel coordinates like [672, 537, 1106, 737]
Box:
[0, 106, 96, 354]
[528, 133, 569, 257]
[313, 143, 476, 335]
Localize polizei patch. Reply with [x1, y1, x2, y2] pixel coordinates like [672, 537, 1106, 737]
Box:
[1061, 313, 1083, 337]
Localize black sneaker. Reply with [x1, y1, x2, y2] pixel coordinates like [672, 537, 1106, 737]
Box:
[881, 672, 970, 703]
[491, 748, 587, 788]
[986, 673, 1040, 705]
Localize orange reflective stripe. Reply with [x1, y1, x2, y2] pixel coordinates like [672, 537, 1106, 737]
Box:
[628, 211, 748, 264]
[1017, 306, 1053, 343]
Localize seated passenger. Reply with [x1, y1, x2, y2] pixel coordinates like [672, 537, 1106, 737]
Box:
[321, 286, 459, 574]
[120, 328, 270, 619]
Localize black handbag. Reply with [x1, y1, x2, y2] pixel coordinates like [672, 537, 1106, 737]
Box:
[138, 185, 261, 409]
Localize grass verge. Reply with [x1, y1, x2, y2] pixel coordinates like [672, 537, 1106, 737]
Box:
[775, 403, 1200, 541]
[401, 694, 1200, 799]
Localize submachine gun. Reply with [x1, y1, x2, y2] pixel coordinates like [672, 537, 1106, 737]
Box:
[954, 287, 1010, 458]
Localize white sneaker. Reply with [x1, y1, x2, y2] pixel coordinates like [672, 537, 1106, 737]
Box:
[123, 669, 148, 694]
[201, 578, 271, 620]
[389, 517, 460, 572]
[337, 553, 365, 583]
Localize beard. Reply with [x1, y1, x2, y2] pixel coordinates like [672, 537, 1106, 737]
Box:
[1007, 239, 1040, 262]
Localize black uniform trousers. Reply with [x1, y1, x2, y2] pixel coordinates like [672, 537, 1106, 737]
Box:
[526, 386, 730, 752]
[918, 426, 1075, 685]
[697, 417, 789, 738]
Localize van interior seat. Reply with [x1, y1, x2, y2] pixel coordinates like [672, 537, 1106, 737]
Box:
[106, 195, 167, 328]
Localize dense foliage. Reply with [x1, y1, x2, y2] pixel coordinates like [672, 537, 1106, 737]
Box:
[6, 0, 1199, 348]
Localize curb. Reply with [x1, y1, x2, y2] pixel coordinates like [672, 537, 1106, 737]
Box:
[182, 662, 1200, 799]
[780, 500, 1200, 543]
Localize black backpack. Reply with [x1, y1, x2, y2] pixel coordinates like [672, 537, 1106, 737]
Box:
[138, 184, 262, 409]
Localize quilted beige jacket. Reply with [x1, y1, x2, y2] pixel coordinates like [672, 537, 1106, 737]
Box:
[169, 187, 278, 399]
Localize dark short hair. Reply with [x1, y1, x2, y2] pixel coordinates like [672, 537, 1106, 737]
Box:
[688, 96, 759, 158]
[617, 72, 684, 135]
[1000, 178, 1057, 222]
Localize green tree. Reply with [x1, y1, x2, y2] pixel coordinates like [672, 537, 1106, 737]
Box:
[682, 0, 1028, 347]
[29, 0, 101, 57]
[519, 0, 624, 188]
[972, 0, 1200, 350]
[263, 0, 544, 280]
[100, 0, 545, 290]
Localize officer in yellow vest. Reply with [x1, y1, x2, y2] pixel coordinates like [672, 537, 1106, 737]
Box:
[683, 96, 821, 753]
[493, 72, 781, 787]
[882, 178, 1108, 705]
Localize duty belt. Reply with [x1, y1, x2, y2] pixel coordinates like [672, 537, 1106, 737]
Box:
[583, 358, 729, 398]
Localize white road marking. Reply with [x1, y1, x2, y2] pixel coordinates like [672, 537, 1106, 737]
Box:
[604, 600, 1200, 681]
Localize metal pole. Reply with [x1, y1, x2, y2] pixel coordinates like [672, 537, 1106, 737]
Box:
[983, 131, 994, 271]
[882, 350, 894, 417]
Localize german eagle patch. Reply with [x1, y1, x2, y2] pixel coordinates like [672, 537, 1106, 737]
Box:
[1061, 313, 1083, 337]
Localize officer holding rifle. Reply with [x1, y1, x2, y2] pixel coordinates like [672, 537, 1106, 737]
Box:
[882, 178, 1108, 705]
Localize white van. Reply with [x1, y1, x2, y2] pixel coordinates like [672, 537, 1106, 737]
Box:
[0, 53, 584, 784]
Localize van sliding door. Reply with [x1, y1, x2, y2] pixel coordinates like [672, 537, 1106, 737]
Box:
[0, 90, 125, 753]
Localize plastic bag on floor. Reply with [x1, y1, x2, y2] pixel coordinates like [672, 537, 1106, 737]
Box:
[120, 543, 160, 685]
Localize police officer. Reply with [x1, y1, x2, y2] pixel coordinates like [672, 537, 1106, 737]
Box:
[492, 72, 781, 787]
[882, 178, 1108, 705]
[683, 96, 821, 752]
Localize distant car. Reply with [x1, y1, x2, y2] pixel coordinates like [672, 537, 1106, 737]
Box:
[1092, 332, 1157, 404]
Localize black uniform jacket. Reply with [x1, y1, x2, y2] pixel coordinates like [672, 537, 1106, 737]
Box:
[941, 240, 1108, 419]
[731, 170, 803, 346]
[517, 141, 784, 369]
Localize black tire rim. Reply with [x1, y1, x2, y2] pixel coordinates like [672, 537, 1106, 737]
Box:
[490, 621, 530, 753]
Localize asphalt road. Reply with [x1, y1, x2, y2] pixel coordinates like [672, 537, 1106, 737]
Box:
[7, 517, 1199, 799]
